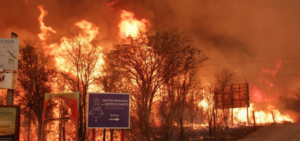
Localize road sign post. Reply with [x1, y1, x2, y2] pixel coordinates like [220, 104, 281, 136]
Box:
[87, 92, 130, 140]
[87, 92, 130, 129]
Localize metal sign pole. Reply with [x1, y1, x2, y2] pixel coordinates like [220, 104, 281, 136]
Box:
[121, 129, 124, 141]
[92, 129, 95, 141]
[7, 32, 18, 105]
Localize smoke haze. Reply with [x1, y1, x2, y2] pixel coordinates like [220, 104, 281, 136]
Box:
[1, 0, 300, 120]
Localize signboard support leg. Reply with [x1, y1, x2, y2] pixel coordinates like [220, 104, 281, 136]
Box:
[121, 129, 124, 141]
[252, 111, 256, 128]
[7, 89, 14, 105]
[92, 129, 95, 141]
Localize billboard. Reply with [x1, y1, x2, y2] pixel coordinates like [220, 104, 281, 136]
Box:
[0, 38, 19, 70]
[0, 106, 20, 141]
[214, 83, 249, 109]
[42, 92, 79, 141]
[87, 92, 130, 129]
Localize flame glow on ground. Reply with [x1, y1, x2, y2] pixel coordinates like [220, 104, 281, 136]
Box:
[198, 100, 293, 127]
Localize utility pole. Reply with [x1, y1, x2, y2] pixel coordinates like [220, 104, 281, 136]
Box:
[7, 32, 18, 105]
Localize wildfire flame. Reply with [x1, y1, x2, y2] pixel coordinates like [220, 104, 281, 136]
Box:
[233, 104, 293, 125]
[47, 20, 102, 72]
[118, 10, 149, 38]
[37, 5, 56, 41]
[199, 99, 209, 110]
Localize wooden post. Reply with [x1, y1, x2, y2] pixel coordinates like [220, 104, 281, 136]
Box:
[231, 108, 233, 127]
[92, 129, 95, 141]
[245, 80, 250, 126]
[252, 111, 256, 128]
[271, 111, 276, 124]
[247, 106, 249, 125]
[121, 129, 124, 141]
[213, 109, 216, 137]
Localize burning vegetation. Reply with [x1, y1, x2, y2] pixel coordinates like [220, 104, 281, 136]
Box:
[1, 1, 300, 141]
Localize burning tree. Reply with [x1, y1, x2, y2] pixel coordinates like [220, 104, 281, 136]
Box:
[214, 68, 236, 126]
[16, 42, 57, 141]
[109, 31, 208, 140]
[58, 30, 102, 140]
[95, 52, 128, 141]
[157, 50, 207, 140]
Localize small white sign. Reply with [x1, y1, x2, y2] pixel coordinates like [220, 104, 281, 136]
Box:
[0, 38, 19, 70]
[0, 70, 17, 89]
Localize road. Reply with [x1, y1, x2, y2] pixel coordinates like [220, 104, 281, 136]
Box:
[238, 123, 300, 141]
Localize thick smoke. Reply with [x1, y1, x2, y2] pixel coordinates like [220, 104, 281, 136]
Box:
[2, 0, 300, 120]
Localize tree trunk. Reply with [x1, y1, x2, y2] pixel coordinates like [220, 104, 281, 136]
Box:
[79, 102, 84, 140]
[38, 116, 43, 141]
[110, 129, 114, 141]
[83, 88, 87, 140]
[103, 129, 106, 141]
[145, 112, 150, 141]
[27, 108, 31, 141]
[180, 117, 184, 141]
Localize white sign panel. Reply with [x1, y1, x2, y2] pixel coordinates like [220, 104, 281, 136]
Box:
[0, 38, 19, 70]
[0, 70, 17, 89]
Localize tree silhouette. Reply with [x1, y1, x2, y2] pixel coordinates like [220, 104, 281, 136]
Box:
[16, 42, 57, 141]
[58, 32, 102, 140]
[109, 31, 208, 140]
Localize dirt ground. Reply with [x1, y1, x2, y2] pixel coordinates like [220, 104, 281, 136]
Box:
[238, 123, 300, 141]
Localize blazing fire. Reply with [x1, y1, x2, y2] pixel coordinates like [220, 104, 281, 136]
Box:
[53, 20, 102, 71]
[197, 59, 294, 127]
[29, 5, 148, 141]
[118, 10, 149, 38]
[199, 99, 209, 110]
[37, 5, 56, 41]
[4, 1, 298, 141]
[232, 104, 293, 125]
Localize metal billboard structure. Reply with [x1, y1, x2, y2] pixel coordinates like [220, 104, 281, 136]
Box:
[214, 83, 249, 109]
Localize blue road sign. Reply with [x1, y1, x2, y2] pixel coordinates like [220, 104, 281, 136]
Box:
[87, 92, 130, 129]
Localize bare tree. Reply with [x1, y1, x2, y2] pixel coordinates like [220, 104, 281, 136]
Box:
[95, 52, 127, 141]
[109, 31, 208, 140]
[16, 42, 57, 141]
[214, 68, 235, 126]
[159, 67, 204, 140]
[59, 32, 102, 140]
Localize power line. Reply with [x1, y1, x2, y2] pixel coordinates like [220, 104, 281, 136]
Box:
[199, 74, 300, 78]
[203, 57, 300, 66]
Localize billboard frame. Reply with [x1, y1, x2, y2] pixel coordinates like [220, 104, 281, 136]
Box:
[214, 83, 249, 109]
[0, 105, 20, 141]
[87, 92, 130, 129]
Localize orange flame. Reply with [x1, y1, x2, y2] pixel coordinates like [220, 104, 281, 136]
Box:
[199, 99, 209, 110]
[37, 5, 56, 41]
[50, 20, 102, 72]
[118, 10, 149, 38]
[262, 59, 282, 76]
[233, 104, 293, 125]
